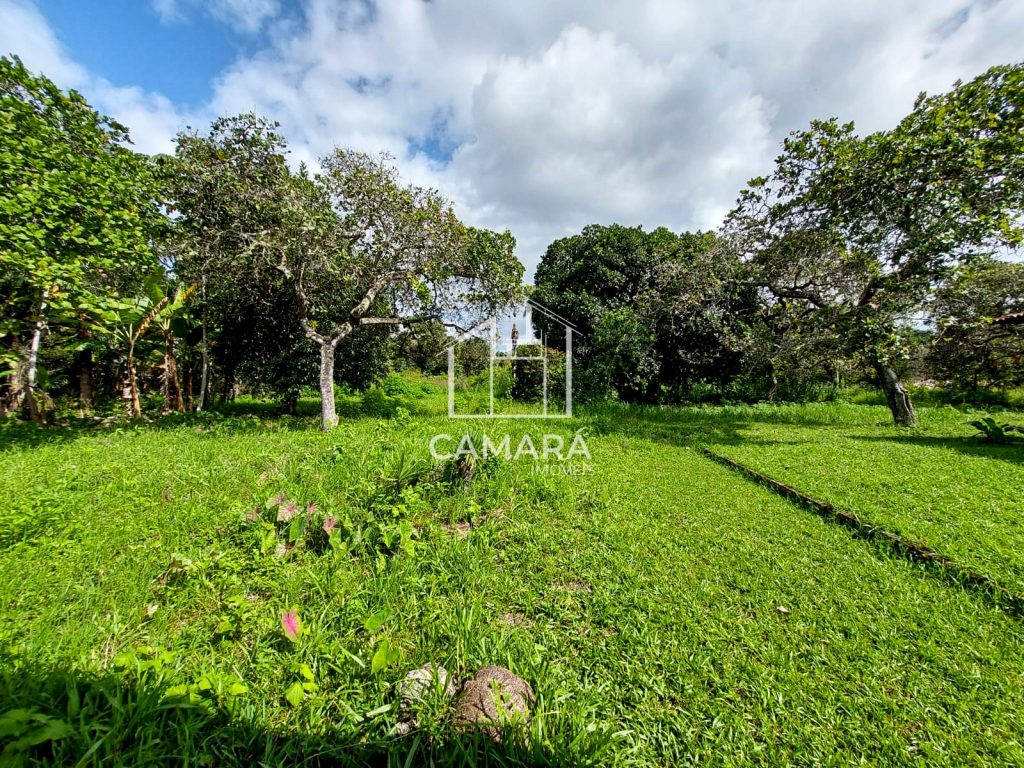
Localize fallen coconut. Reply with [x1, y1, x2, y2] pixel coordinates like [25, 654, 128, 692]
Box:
[452, 665, 534, 743]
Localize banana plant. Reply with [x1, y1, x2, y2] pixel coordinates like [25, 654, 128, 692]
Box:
[111, 274, 194, 419]
[155, 285, 196, 414]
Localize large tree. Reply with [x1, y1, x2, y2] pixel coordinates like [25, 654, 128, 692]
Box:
[0, 56, 160, 420]
[168, 118, 523, 429]
[279, 149, 522, 429]
[533, 225, 754, 402]
[162, 115, 298, 412]
[728, 63, 1024, 425]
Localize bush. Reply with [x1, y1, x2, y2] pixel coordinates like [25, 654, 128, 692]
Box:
[381, 374, 416, 398]
[360, 386, 402, 418]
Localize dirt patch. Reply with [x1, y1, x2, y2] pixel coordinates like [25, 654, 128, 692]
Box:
[497, 611, 534, 629]
[441, 521, 472, 537]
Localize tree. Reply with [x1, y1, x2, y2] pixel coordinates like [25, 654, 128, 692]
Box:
[532, 224, 680, 401]
[396, 321, 450, 375]
[727, 64, 1024, 425]
[646, 233, 756, 398]
[928, 258, 1024, 389]
[276, 149, 523, 429]
[168, 120, 523, 430]
[162, 115, 298, 413]
[0, 56, 160, 420]
[533, 225, 754, 402]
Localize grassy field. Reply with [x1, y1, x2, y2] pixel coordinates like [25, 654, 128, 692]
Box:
[1, 382, 1023, 765]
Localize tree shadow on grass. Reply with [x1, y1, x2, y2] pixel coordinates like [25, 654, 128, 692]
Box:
[582, 411, 816, 451]
[0, 410, 323, 454]
[0, 662, 562, 767]
[850, 434, 1024, 466]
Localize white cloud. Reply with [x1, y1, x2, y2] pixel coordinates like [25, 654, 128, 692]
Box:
[0, 0, 87, 83]
[152, 0, 281, 34]
[151, 0, 180, 24]
[0, 0, 195, 154]
[3, 0, 1023, 273]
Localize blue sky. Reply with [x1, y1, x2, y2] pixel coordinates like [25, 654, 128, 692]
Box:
[34, 0, 243, 107]
[2, 0, 1022, 276]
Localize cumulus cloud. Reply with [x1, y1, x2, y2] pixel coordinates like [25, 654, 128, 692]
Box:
[3, 0, 1023, 272]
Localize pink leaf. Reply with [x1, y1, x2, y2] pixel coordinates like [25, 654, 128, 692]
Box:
[323, 517, 336, 534]
[306, 501, 317, 516]
[281, 608, 302, 641]
[277, 503, 298, 522]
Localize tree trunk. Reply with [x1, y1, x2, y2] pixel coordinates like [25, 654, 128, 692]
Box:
[220, 365, 235, 404]
[184, 360, 193, 412]
[171, 355, 184, 413]
[162, 331, 184, 414]
[765, 360, 778, 402]
[121, 364, 133, 418]
[23, 290, 49, 423]
[319, 338, 339, 431]
[160, 336, 171, 414]
[874, 361, 917, 426]
[128, 345, 142, 419]
[197, 320, 208, 412]
[78, 347, 93, 415]
[2, 341, 25, 420]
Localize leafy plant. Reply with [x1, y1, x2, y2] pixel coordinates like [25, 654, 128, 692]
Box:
[0, 708, 73, 763]
[283, 663, 318, 708]
[968, 417, 1024, 444]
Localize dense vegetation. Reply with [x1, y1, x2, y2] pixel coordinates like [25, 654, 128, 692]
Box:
[534, 65, 1024, 424]
[1, 58, 522, 432]
[3, 57, 1023, 430]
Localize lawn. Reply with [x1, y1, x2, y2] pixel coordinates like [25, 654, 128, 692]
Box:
[692, 407, 1024, 597]
[1, 389, 1023, 765]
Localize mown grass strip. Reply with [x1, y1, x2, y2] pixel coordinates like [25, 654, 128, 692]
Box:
[699, 447, 1024, 616]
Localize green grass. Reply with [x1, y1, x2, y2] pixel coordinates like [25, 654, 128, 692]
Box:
[1, 391, 1023, 765]
[689, 408, 1024, 597]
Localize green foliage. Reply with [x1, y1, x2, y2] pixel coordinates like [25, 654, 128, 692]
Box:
[967, 416, 1024, 444]
[0, 708, 73, 762]
[588, 307, 658, 401]
[165, 126, 523, 430]
[728, 63, 1024, 424]
[395, 321, 449, 375]
[380, 373, 427, 399]
[509, 343, 565, 404]
[0, 56, 160, 417]
[533, 225, 754, 403]
[929, 258, 1024, 389]
[0, 56, 159, 311]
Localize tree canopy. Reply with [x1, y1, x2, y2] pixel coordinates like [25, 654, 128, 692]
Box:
[2, 55, 1023, 425]
[1, 56, 160, 419]
[726, 63, 1024, 424]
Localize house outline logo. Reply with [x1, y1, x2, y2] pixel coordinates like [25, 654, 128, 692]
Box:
[444, 298, 578, 419]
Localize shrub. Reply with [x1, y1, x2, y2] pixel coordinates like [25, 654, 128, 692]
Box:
[968, 417, 1024, 444]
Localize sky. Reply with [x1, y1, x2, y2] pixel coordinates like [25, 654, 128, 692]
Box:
[1, 0, 1022, 281]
